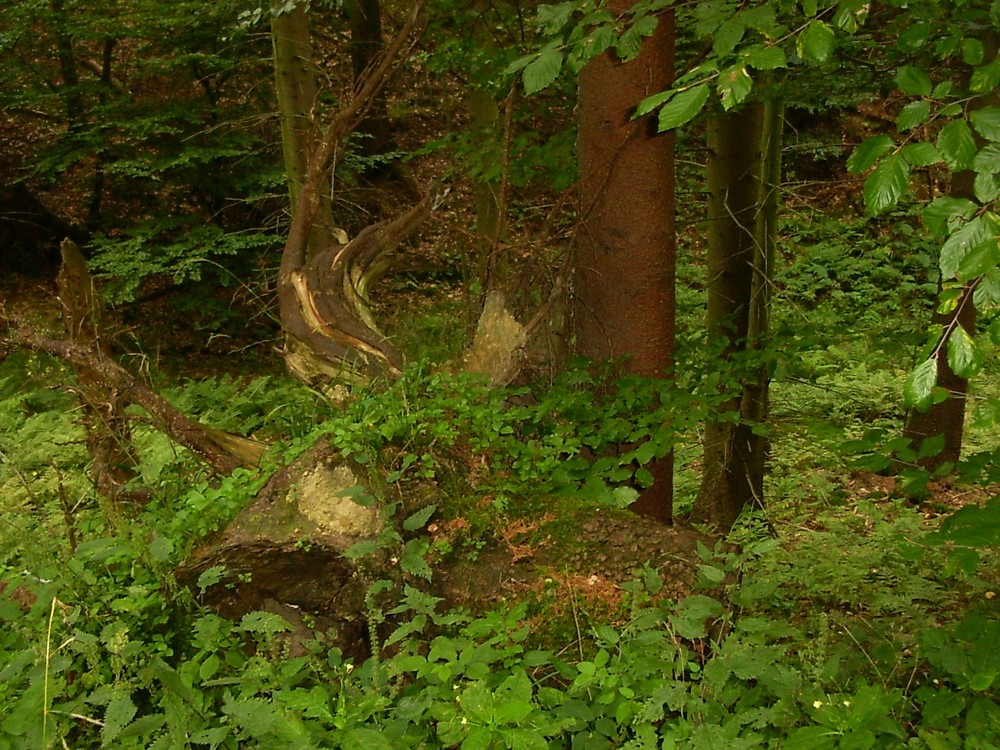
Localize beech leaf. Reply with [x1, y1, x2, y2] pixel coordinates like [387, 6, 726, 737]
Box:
[904, 358, 937, 411]
[970, 106, 1000, 142]
[522, 49, 563, 95]
[847, 135, 894, 173]
[947, 326, 979, 379]
[797, 20, 835, 64]
[863, 152, 909, 216]
[656, 84, 709, 131]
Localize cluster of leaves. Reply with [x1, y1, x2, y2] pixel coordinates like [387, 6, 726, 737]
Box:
[510, 0, 870, 128]
[844, 2, 1000, 412]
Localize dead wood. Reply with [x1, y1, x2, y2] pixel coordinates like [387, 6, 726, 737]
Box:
[178, 437, 719, 659]
[56, 239, 141, 498]
[4, 327, 266, 475]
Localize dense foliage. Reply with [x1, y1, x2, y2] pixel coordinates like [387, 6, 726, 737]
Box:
[3, 0, 1000, 747]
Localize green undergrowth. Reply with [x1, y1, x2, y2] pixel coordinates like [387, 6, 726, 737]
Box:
[2, 353, 1000, 748]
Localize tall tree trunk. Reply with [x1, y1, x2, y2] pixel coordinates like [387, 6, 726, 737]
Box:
[903, 32, 998, 472]
[693, 104, 767, 531]
[346, 0, 396, 164]
[270, 0, 336, 258]
[574, 3, 675, 523]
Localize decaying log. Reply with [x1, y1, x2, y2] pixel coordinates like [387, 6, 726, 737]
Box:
[178, 436, 718, 658]
[5, 329, 266, 475]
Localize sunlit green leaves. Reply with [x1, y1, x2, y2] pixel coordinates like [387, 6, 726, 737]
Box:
[655, 84, 710, 131]
[947, 327, 982, 379]
[923, 197, 977, 236]
[901, 142, 941, 167]
[797, 20, 835, 64]
[616, 14, 658, 60]
[905, 358, 938, 411]
[940, 216, 998, 280]
[897, 101, 931, 132]
[971, 58, 1000, 94]
[519, 46, 564, 95]
[742, 44, 787, 71]
[863, 152, 910, 216]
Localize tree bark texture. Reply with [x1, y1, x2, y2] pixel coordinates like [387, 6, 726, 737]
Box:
[693, 105, 767, 531]
[573, 4, 675, 523]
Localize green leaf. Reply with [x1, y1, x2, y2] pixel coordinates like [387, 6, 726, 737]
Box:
[971, 106, 1000, 142]
[847, 135, 894, 173]
[102, 690, 138, 745]
[975, 172, 1000, 204]
[797, 20, 835, 64]
[863, 152, 909, 215]
[937, 120, 977, 171]
[617, 14, 659, 60]
[941, 216, 992, 279]
[896, 101, 931, 131]
[896, 65, 933, 96]
[957, 234, 1000, 281]
[963, 38, 985, 66]
[656, 84, 710, 131]
[896, 23, 930, 52]
[343, 539, 378, 559]
[403, 504, 436, 532]
[718, 66, 753, 109]
[901, 142, 940, 167]
[923, 196, 978, 236]
[971, 59, 1000, 94]
[634, 89, 675, 119]
[905, 358, 938, 411]
[535, 2, 574, 34]
[743, 45, 787, 71]
[401, 538, 432, 580]
[713, 17, 745, 57]
[947, 326, 980, 378]
[522, 49, 564, 95]
[974, 143, 1000, 175]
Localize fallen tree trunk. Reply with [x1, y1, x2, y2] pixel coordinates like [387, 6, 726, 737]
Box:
[2, 327, 266, 475]
[177, 436, 718, 658]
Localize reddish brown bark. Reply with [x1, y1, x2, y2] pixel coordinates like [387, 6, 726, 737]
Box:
[573, 5, 675, 522]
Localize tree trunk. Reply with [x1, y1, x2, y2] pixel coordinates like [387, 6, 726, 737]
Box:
[273, 1, 429, 385]
[693, 105, 767, 531]
[573, 3, 676, 523]
[345, 0, 397, 164]
[902, 269, 976, 471]
[270, 0, 337, 259]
